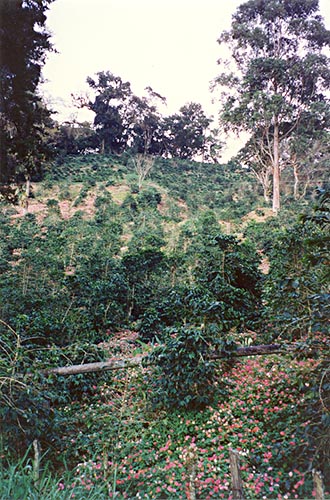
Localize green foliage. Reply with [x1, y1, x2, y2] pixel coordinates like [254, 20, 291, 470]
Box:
[1, 3, 329, 491]
[0, 312, 110, 461]
[86, 71, 132, 154]
[178, 220, 262, 332]
[136, 186, 162, 208]
[47, 154, 120, 183]
[0, 451, 110, 499]
[1, 150, 328, 495]
[72, 185, 89, 206]
[162, 102, 214, 159]
[261, 191, 330, 341]
[137, 307, 162, 340]
[31, 353, 328, 499]
[146, 326, 230, 410]
[215, 0, 330, 209]
[46, 153, 263, 220]
[53, 120, 98, 156]
[122, 247, 167, 322]
[0, 0, 54, 192]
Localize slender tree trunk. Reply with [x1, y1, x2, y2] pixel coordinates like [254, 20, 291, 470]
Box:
[262, 170, 271, 204]
[251, 166, 271, 205]
[272, 115, 280, 213]
[25, 174, 31, 198]
[128, 284, 135, 320]
[302, 174, 311, 199]
[22, 173, 31, 215]
[293, 163, 300, 200]
[312, 470, 325, 500]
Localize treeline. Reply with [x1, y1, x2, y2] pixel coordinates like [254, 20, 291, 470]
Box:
[1, 0, 330, 212]
[69, 74, 220, 161]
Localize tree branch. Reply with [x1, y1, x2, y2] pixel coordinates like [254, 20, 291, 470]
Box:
[41, 343, 304, 377]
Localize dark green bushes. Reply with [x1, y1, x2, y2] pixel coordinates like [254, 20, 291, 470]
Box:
[251, 192, 330, 342]
[147, 326, 226, 410]
[2, 150, 328, 474]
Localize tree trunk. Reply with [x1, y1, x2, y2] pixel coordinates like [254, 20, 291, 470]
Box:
[25, 175, 31, 198]
[128, 284, 135, 320]
[272, 115, 280, 213]
[262, 170, 271, 204]
[22, 173, 31, 215]
[32, 439, 41, 486]
[293, 162, 300, 200]
[250, 165, 271, 205]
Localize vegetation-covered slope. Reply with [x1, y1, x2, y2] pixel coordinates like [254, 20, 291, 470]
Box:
[1, 0, 329, 496]
[0, 153, 329, 499]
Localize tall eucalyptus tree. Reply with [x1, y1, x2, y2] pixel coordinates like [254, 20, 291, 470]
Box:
[214, 0, 330, 212]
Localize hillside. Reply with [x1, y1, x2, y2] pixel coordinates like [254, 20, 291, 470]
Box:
[0, 153, 329, 499]
[10, 153, 287, 225]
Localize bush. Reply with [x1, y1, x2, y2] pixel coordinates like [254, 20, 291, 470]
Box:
[146, 326, 228, 410]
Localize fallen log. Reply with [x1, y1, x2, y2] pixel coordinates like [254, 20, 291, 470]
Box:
[43, 343, 296, 377]
[44, 355, 145, 376]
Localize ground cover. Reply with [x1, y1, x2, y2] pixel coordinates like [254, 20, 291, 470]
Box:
[54, 351, 327, 499]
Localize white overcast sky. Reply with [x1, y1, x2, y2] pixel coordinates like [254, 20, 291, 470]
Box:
[41, 0, 330, 157]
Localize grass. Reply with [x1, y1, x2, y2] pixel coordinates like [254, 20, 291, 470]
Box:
[0, 453, 111, 499]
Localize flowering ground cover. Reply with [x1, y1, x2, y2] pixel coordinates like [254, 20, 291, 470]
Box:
[56, 351, 329, 499]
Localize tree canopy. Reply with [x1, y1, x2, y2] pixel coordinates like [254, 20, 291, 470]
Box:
[83, 71, 219, 160]
[214, 0, 330, 212]
[162, 102, 213, 160]
[0, 0, 54, 198]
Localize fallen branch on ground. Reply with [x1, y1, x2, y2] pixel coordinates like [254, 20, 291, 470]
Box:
[41, 343, 309, 377]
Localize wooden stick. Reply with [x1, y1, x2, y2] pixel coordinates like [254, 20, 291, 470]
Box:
[229, 449, 245, 500]
[313, 470, 325, 500]
[32, 439, 40, 487]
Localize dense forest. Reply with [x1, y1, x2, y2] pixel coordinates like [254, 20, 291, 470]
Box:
[0, 0, 329, 499]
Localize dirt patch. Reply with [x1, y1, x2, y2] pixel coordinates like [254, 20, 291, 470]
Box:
[242, 207, 275, 224]
[106, 184, 130, 203]
[99, 330, 139, 359]
[258, 251, 270, 274]
[11, 199, 47, 222]
[11, 190, 98, 222]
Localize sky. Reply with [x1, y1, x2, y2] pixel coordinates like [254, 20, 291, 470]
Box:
[40, 0, 330, 158]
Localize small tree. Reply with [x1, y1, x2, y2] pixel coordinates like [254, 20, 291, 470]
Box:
[263, 190, 330, 341]
[132, 154, 155, 189]
[146, 326, 226, 410]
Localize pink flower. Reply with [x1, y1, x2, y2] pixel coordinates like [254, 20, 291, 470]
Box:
[167, 486, 176, 493]
[294, 479, 305, 489]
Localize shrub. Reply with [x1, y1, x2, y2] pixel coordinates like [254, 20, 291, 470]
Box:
[146, 326, 229, 410]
